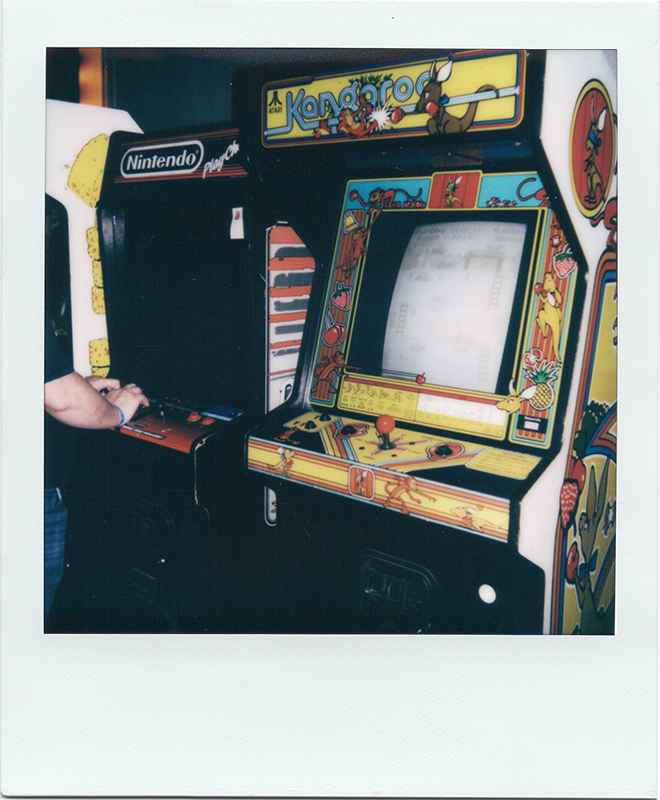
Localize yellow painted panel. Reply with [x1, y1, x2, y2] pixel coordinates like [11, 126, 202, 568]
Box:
[466, 449, 541, 480]
[339, 380, 419, 419]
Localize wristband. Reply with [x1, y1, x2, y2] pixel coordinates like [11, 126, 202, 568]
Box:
[110, 403, 125, 427]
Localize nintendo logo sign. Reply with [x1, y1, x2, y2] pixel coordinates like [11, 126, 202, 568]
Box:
[120, 140, 204, 178]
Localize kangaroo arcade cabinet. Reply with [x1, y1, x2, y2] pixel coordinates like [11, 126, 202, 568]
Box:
[244, 49, 617, 634]
[55, 117, 319, 632]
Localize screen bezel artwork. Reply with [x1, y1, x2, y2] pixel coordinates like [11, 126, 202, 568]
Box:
[306, 188, 554, 444]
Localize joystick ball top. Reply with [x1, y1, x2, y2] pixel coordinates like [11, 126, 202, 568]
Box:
[376, 414, 395, 435]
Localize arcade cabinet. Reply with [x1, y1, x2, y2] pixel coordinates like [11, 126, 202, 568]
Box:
[48, 110, 321, 632]
[243, 49, 617, 634]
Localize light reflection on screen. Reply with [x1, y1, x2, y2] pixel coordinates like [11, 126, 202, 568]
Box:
[382, 220, 526, 393]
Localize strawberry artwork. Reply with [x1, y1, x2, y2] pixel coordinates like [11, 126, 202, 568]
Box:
[560, 453, 588, 530]
[560, 479, 580, 530]
[331, 281, 352, 310]
[552, 245, 577, 279]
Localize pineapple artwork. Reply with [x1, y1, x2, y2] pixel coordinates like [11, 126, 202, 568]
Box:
[524, 359, 559, 410]
[496, 352, 560, 415]
[85, 224, 110, 376]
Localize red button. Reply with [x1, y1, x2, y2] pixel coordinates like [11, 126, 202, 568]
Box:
[201, 417, 215, 425]
[187, 413, 202, 422]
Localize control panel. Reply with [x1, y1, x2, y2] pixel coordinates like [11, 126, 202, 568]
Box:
[121, 398, 244, 453]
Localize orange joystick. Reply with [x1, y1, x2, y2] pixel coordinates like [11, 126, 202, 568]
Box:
[376, 414, 396, 450]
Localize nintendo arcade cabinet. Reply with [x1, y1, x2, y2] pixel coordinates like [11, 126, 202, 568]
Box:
[51, 111, 320, 631]
[244, 50, 617, 634]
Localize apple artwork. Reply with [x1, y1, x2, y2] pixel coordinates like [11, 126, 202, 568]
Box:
[565, 542, 580, 582]
[568, 456, 587, 492]
[322, 324, 346, 346]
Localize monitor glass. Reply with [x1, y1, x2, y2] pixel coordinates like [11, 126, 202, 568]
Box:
[381, 219, 526, 392]
[344, 210, 534, 397]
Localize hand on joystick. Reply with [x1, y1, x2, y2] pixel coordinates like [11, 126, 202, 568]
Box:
[376, 414, 396, 450]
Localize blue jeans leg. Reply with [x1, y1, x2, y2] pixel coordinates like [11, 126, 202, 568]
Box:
[44, 487, 67, 624]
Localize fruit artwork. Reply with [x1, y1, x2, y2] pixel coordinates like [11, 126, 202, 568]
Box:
[560, 454, 587, 530]
[496, 356, 560, 415]
[322, 307, 347, 346]
[67, 134, 111, 208]
[557, 400, 616, 634]
[552, 245, 577, 280]
[522, 359, 560, 411]
[331, 281, 352, 311]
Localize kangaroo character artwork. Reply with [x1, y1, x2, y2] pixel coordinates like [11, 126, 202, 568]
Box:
[569, 79, 616, 219]
[534, 271, 564, 363]
[415, 59, 497, 135]
[584, 103, 608, 204]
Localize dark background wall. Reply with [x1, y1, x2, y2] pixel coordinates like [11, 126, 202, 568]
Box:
[46, 47, 436, 133]
[46, 48, 83, 104]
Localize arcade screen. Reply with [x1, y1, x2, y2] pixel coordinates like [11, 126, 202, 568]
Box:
[347, 210, 535, 396]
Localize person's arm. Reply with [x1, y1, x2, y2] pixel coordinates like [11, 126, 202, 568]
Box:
[45, 371, 148, 429]
[84, 375, 121, 393]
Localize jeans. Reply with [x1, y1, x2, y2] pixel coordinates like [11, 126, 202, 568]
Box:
[44, 487, 67, 624]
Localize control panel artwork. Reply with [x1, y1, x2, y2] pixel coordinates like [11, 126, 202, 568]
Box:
[248, 411, 544, 542]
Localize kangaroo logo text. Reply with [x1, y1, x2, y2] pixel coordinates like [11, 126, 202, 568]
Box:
[262, 51, 526, 146]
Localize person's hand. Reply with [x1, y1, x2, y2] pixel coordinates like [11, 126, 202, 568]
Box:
[105, 383, 149, 423]
[84, 375, 121, 392]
